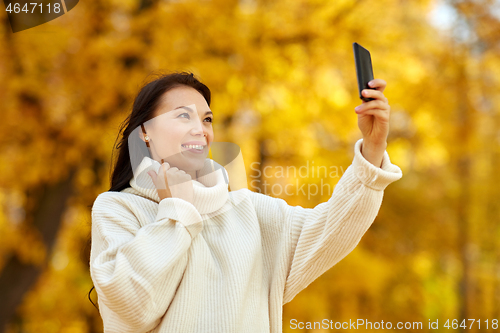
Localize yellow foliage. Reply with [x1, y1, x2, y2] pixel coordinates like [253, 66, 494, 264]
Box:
[1, 0, 500, 330]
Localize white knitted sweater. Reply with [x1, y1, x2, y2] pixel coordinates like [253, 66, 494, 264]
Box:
[90, 138, 403, 333]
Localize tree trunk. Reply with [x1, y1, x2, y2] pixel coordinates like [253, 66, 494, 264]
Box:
[453, 47, 474, 330]
[0, 168, 77, 332]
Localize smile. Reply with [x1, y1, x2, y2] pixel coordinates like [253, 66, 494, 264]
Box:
[181, 144, 205, 150]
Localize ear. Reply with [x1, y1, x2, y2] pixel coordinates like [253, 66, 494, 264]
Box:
[138, 129, 148, 143]
[139, 123, 152, 143]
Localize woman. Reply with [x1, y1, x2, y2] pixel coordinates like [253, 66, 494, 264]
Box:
[89, 71, 402, 333]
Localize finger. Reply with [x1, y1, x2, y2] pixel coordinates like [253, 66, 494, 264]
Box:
[362, 89, 388, 103]
[152, 165, 167, 190]
[147, 171, 157, 183]
[368, 79, 387, 93]
[355, 100, 388, 112]
[162, 165, 169, 186]
[167, 170, 180, 178]
[168, 175, 192, 186]
[356, 108, 390, 121]
[162, 167, 172, 197]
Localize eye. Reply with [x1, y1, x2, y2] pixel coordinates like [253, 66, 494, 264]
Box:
[178, 112, 190, 119]
[204, 117, 213, 123]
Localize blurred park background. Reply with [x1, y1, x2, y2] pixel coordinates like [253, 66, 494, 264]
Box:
[1, 0, 499, 331]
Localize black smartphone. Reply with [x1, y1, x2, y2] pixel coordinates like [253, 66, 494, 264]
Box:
[353, 42, 376, 102]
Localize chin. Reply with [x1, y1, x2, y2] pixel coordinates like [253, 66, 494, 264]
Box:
[177, 155, 207, 172]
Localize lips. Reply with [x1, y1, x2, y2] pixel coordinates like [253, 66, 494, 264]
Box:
[181, 144, 205, 149]
[181, 141, 207, 146]
[181, 144, 206, 154]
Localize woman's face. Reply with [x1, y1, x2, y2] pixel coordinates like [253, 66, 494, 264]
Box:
[141, 85, 214, 173]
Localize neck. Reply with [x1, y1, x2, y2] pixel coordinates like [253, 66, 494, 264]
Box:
[153, 156, 199, 181]
[188, 170, 197, 180]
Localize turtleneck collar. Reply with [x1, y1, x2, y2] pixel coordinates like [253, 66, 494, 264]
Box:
[122, 156, 230, 215]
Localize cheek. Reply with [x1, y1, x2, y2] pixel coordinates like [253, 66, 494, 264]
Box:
[207, 128, 215, 143]
[154, 124, 185, 151]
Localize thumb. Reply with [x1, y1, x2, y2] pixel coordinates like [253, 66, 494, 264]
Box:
[147, 171, 157, 182]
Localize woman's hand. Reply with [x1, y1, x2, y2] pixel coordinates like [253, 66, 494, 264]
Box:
[354, 79, 390, 167]
[148, 162, 194, 204]
[354, 79, 390, 145]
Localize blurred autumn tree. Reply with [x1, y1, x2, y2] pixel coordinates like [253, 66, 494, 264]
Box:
[0, 0, 499, 332]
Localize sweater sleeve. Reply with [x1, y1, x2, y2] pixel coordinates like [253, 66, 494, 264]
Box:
[90, 193, 203, 333]
[248, 139, 403, 305]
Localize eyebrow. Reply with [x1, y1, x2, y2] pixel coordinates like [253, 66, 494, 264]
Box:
[174, 106, 213, 116]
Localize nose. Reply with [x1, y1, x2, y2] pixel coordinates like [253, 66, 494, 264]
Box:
[190, 117, 207, 138]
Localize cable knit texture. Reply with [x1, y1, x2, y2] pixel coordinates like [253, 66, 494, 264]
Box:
[90, 138, 403, 333]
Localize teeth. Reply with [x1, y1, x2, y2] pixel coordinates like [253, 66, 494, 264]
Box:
[182, 144, 204, 150]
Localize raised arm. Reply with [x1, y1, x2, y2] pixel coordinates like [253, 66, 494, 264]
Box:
[247, 139, 402, 305]
[90, 192, 203, 333]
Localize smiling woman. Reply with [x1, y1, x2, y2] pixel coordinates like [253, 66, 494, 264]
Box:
[86, 70, 212, 310]
[104, 71, 212, 194]
[88, 71, 403, 333]
[139, 91, 214, 180]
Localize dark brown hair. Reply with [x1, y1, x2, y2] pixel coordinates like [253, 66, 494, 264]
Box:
[87, 71, 211, 310]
